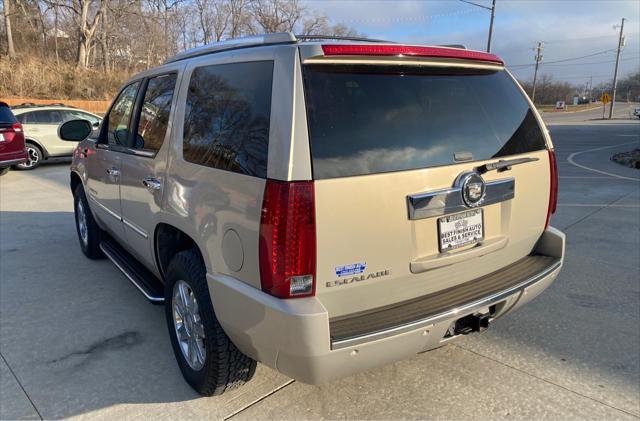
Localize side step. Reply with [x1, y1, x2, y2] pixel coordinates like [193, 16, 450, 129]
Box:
[100, 238, 165, 304]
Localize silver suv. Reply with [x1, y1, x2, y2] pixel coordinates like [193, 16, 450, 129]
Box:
[61, 33, 565, 396]
[12, 104, 101, 169]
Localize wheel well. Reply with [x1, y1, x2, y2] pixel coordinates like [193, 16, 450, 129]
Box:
[155, 224, 204, 278]
[24, 139, 48, 158]
[70, 171, 82, 195]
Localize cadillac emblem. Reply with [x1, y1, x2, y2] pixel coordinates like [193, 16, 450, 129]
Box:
[459, 171, 486, 208]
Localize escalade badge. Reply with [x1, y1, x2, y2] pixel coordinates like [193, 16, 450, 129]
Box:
[459, 171, 486, 208]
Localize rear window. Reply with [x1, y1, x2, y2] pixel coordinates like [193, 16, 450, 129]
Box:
[0, 106, 17, 124]
[303, 65, 546, 179]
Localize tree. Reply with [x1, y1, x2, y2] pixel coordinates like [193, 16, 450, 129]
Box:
[53, 0, 110, 68]
[3, 0, 16, 57]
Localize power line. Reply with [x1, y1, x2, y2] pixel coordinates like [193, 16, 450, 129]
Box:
[509, 55, 639, 68]
[544, 32, 639, 44]
[340, 7, 480, 24]
[508, 48, 617, 67]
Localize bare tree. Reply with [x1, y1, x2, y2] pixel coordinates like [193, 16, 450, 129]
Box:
[3, 0, 16, 57]
[249, 0, 302, 33]
[79, 0, 108, 67]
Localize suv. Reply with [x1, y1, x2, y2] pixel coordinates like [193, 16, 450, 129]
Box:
[0, 102, 28, 175]
[60, 33, 565, 396]
[12, 104, 101, 169]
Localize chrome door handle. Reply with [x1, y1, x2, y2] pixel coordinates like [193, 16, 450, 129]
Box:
[106, 167, 120, 177]
[142, 178, 162, 192]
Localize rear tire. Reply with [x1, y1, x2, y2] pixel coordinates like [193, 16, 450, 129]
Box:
[14, 142, 43, 170]
[73, 184, 103, 259]
[0, 167, 9, 176]
[164, 249, 256, 396]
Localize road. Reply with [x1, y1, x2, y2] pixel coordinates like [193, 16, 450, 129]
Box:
[1, 116, 639, 420]
[542, 101, 639, 125]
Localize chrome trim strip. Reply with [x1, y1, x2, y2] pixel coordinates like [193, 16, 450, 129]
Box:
[123, 218, 148, 239]
[331, 258, 561, 350]
[126, 148, 156, 158]
[407, 177, 515, 220]
[0, 157, 28, 165]
[90, 196, 122, 221]
[100, 243, 164, 303]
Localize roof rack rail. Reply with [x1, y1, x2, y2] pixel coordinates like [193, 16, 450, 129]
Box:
[10, 102, 76, 109]
[295, 34, 393, 43]
[165, 32, 297, 64]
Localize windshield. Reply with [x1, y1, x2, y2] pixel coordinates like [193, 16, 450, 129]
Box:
[303, 65, 547, 179]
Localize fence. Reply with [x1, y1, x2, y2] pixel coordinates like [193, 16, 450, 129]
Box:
[1, 98, 110, 115]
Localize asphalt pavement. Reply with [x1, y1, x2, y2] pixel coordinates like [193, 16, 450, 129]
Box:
[0, 112, 638, 420]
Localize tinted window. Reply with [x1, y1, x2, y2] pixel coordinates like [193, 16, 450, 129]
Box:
[106, 82, 140, 146]
[22, 110, 65, 124]
[303, 66, 547, 179]
[134, 73, 177, 152]
[0, 106, 17, 124]
[183, 61, 273, 178]
[64, 110, 100, 125]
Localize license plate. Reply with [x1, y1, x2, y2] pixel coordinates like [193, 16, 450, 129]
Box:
[0, 133, 4, 142]
[438, 209, 484, 252]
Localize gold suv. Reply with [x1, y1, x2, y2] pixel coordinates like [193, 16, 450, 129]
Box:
[60, 33, 565, 396]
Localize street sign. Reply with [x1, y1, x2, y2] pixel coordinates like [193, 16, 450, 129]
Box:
[600, 93, 612, 104]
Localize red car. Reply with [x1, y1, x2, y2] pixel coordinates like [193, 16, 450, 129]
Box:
[0, 101, 28, 175]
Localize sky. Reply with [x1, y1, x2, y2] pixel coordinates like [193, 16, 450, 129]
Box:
[304, 0, 640, 88]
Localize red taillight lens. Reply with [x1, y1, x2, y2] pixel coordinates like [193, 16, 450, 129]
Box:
[545, 149, 558, 229]
[321, 44, 504, 64]
[259, 180, 316, 298]
[11, 123, 23, 132]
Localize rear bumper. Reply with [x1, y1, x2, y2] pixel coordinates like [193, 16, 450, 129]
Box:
[208, 226, 565, 384]
[0, 151, 28, 168]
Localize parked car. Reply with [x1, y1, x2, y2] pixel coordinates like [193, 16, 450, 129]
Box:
[60, 33, 565, 396]
[633, 107, 640, 119]
[0, 102, 28, 176]
[11, 104, 101, 170]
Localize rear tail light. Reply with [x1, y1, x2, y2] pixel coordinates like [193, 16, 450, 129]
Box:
[0, 123, 24, 143]
[545, 149, 558, 229]
[321, 44, 504, 64]
[259, 180, 316, 298]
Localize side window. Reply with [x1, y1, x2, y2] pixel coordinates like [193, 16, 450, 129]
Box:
[106, 82, 140, 146]
[33, 110, 64, 124]
[133, 73, 177, 152]
[183, 61, 273, 178]
[15, 113, 27, 124]
[64, 110, 100, 125]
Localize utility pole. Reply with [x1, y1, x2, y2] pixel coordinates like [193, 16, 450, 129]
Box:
[459, 0, 496, 52]
[486, 0, 496, 52]
[609, 17, 625, 119]
[531, 41, 544, 104]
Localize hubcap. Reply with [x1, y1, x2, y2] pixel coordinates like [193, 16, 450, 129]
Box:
[76, 199, 88, 246]
[172, 280, 206, 370]
[21, 146, 40, 168]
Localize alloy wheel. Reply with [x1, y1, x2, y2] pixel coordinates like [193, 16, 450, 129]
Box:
[172, 280, 206, 370]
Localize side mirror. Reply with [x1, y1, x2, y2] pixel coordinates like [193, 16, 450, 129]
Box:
[59, 119, 92, 142]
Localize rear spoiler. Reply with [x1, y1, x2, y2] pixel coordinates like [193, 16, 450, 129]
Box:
[320, 44, 504, 65]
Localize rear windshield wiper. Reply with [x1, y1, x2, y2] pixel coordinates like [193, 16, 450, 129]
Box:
[476, 157, 539, 174]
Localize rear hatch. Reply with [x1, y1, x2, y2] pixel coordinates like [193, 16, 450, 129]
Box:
[300, 46, 554, 318]
[0, 104, 26, 158]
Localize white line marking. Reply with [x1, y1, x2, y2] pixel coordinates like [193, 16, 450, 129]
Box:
[616, 134, 640, 137]
[558, 204, 640, 207]
[567, 141, 640, 181]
